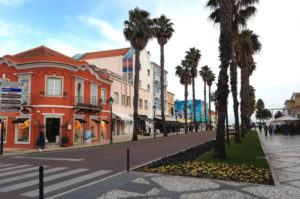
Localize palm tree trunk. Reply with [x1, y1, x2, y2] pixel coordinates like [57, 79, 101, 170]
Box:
[160, 44, 167, 137]
[230, 60, 241, 143]
[240, 66, 248, 137]
[208, 85, 211, 130]
[204, 81, 207, 130]
[192, 78, 197, 133]
[245, 76, 250, 131]
[226, 105, 230, 146]
[213, 0, 233, 158]
[133, 50, 140, 141]
[184, 81, 188, 134]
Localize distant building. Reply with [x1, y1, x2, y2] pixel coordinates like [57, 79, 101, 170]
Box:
[284, 92, 300, 118]
[174, 99, 209, 123]
[210, 110, 216, 128]
[167, 92, 175, 120]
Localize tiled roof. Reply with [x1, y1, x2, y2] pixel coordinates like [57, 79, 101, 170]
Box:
[294, 93, 300, 96]
[80, 48, 131, 60]
[3, 46, 88, 66]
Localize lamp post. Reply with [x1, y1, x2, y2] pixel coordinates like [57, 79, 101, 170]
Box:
[107, 97, 114, 144]
[153, 104, 156, 138]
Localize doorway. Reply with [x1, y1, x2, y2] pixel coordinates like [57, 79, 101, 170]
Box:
[46, 118, 60, 143]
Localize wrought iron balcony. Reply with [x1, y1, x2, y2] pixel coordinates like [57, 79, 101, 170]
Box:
[74, 96, 102, 113]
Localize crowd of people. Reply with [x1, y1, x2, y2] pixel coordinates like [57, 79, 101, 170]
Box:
[257, 123, 296, 136]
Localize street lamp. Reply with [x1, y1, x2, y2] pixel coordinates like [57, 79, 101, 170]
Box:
[107, 97, 114, 144]
[153, 104, 156, 138]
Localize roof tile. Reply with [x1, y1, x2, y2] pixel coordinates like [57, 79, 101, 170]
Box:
[80, 48, 131, 60]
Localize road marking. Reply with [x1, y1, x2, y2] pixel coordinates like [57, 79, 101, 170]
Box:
[0, 168, 88, 192]
[0, 165, 49, 178]
[13, 156, 85, 162]
[21, 170, 112, 197]
[0, 164, 31, 172]
[0, 163, 16, 168]
[0, 167, 66, 185]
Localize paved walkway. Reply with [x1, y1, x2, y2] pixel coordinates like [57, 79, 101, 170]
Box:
[58, 131, 300, 199]
[2, 131, 188, 156]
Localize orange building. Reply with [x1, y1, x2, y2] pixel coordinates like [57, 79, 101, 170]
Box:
[0, 46, 112, 149]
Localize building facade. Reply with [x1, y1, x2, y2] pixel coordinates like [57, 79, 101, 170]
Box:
[167, 92, 175, 120]
[77, 48, 153, 136]
[174, 99, 209, 124]
[284, 92, 300, 118]
[151, 62, 168, 119]
[0, 46, 112, 149]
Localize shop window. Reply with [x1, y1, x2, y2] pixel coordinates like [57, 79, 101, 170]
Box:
[0, 119, 7, 143]
[15, 119, 30, 143]
[139, 99, 143, 109]
[91, 120, 97, 139]
[100, 120, 107, 139]
[46, 77, 62, 96]
[74, 119, 83, 143]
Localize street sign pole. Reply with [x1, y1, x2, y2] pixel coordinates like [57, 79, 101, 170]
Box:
[0, 120, 4, 156]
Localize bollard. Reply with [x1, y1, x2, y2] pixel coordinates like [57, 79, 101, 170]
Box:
[39, 166, 44, 199]
[127, 149, 129, 172]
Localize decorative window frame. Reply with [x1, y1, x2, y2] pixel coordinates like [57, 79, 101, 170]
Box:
[45, 75, 64, 97]
[15, 115, 32, 145]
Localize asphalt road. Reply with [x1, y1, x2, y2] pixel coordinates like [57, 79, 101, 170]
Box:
[0, 131, 215, 199]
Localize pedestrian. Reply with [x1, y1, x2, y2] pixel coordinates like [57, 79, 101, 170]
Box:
[258, 124, 262, 133]
[269, 124, 273, 135]
[264, 125, 268, 136]
[289, 124, 295, 136]
[38, 131, 45, 152]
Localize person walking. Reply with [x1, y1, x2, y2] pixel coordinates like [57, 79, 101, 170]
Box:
[269, 124, 273, 135]
[258, 124, 262, 133]
[264, 125, 268, 136]
[290, 124, 295, 136]
[38, 131, 45, 152]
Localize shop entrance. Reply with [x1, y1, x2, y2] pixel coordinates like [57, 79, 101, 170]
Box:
[46, 118, 60, 143]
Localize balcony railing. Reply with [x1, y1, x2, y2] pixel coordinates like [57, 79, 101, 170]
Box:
[74, 96, 102, 107]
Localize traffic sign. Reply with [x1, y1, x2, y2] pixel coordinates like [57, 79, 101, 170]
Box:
[0, 112, 21, 117]
[0, 82, 23, 87]
[1, 88, 22, 93]
[1, 100, 22, 105]
[0, 106, 22, 111]
[1, 94, 22, 98]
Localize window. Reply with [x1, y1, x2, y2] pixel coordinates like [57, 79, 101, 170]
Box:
[46, 77, 62, 96]
[101, 89, 106, 104]
[147, 84, 150, 91]
[15, 118, 30, 143]
[122, 95, 126, 105]
[138, 80, 141, 88]
[20, 78, 30, 105]
[91, 120, 97, 139]
[139, 99, 143, 109]
[113, 92, 119, 104]
[90, 84, 98, 106]
[147, 69, 150, 76]
[144, 100, 148, 110]
[127, 96, 131, 106]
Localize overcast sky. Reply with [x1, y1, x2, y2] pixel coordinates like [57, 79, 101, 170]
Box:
[1, 0, 299, 123]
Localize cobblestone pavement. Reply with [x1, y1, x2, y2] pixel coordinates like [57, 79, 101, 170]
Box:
[73, 131, 300, 199]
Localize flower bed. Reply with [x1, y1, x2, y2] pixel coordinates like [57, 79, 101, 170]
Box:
[143, 161, 273, 185]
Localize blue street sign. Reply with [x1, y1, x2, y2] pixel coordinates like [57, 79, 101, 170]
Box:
[1, 88, 22, 93]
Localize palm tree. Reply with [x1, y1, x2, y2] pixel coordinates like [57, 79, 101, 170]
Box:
[249, 85, 256, 119]
[207, 0, 259, 143]
[199, 65, 211, 130]
[185, 48, 201, 133]
[153, 15, 174, 137]
[124, 7, 153, 141]
[213, 0, 233, 158]
[237, 29, 261, 137]
[175, 59, 192, 134]
[207, 70, 216, 130]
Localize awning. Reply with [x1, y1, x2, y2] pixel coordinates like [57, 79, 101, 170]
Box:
[138, 115, 153, 122]
[75, 118, 87, 123]
[91, 119, 101, 124]
[102, 120, 109, 124]
[12, 118, 28, 124]
[113, 112, 133, 121]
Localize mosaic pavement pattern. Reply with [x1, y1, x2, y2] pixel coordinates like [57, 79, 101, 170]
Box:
[97, 132, 300, 199]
